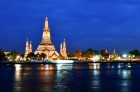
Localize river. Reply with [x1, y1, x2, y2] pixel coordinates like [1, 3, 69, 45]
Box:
[0, 63, 139, 92]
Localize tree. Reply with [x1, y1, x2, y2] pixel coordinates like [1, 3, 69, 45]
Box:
[67, 50, 71, 57]
[27, 52, 35, 58]
[3, 51, 11, 61]
[0, 49, 5, 62]
[74, 50, 82, 58]
[93, 50, 101, 55]
[111, 52, 119, 60]
[40, 53, 46, 59]
[128, 50, 140, 58]
[10, 50, 20, 61]
[83, 49, 94, 59]
[93, 50, 102, 60]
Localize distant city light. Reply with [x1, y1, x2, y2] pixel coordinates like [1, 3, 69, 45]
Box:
[132, 55, 135, 57]
[122, 54, 127, 58]
[91, 55, 100, 62]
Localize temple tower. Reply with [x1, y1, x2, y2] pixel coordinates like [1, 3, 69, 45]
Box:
[41, 18, 52, 45]
[60, 39, 67, 58]
[34, 17, 59, 60]
[63, 39, 67, 56]
[60, 42, 63, 54]
[24, 38, 29, 58]
[24, 38, 32, 58]
[29, 41, 32, 53]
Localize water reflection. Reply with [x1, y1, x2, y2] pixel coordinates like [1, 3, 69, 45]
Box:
[127, 63, 131, 68]
[118, 63, 121, 68]
[122, 70, 131, 79]
[54, 70, 69, 91]
[93, 69, 100, 75]
[10, 63, 136, 92]
[57, 64, 73, 70]
[88, 63, 100, 69]
[118, 69, 121, 75]
[14, 64, 21, 81]
[14, 64, 22, 91]
[107, 63, 110, 68]
[120, 70, 131, 92]
[91, 69, 100, 91]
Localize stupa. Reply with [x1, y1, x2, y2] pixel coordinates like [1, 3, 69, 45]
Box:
[34, 17, 59, 60]
[60, 39, 67, 58]
[24, 38, 32, 58]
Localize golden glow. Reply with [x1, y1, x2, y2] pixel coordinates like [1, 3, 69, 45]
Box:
[14, 64, 21, 71]
[14, 64, 21, 82]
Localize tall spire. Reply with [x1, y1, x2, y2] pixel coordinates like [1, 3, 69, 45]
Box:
[34, 17, 59, 60]
[45, 17, 48, 28]
[26, 38, 29, 47]
[60, 42, 63, 54]
[59, 39, 67, 58]
[24, 38, 30, 58]
[25, 38, 29, 52]
[41, 17, 52, 44]
[60, 42, 62, 49]
[113, 47, 115, 53]
[63, 39, 66, 48]
[30, 41, 32, 53]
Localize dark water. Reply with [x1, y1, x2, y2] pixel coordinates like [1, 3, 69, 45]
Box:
[0, 63, 140, 92]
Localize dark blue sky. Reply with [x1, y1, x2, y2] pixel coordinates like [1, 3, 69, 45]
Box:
[0, 0, 140, 54]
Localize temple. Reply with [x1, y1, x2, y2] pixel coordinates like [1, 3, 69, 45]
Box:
[60, 39, 67, 58]
[34, 18, 59, 60]
[24, 38, 32, 58]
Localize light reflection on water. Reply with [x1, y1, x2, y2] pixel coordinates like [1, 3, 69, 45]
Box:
[0, 63, 139, 92]
[14, 64, 22, 92]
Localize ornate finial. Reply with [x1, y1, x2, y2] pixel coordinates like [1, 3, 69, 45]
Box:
[114, 46, 115, 53]
[46, 17, 48, 20]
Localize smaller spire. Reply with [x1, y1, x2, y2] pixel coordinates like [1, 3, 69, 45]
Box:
[114, 47, 115, 53]
[26, 38, 29, 47]
[46, 17, 48, 20]
[29, 41, 32, 53]
[60, 42, 62, 49]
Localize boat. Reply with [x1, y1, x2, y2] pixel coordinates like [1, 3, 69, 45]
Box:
[50, 60, 74, 63]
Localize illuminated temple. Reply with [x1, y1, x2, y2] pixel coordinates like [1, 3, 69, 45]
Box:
[34, 18, 59, 60]
[24, 38, 32, 58]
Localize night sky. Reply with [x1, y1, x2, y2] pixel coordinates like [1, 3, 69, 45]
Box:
[0, 0, 140, 54]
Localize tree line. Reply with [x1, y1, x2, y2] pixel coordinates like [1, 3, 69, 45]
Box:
[0, 49, 140, 61]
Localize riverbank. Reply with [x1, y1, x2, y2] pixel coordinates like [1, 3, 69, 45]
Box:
[0, 60, 139, 64]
